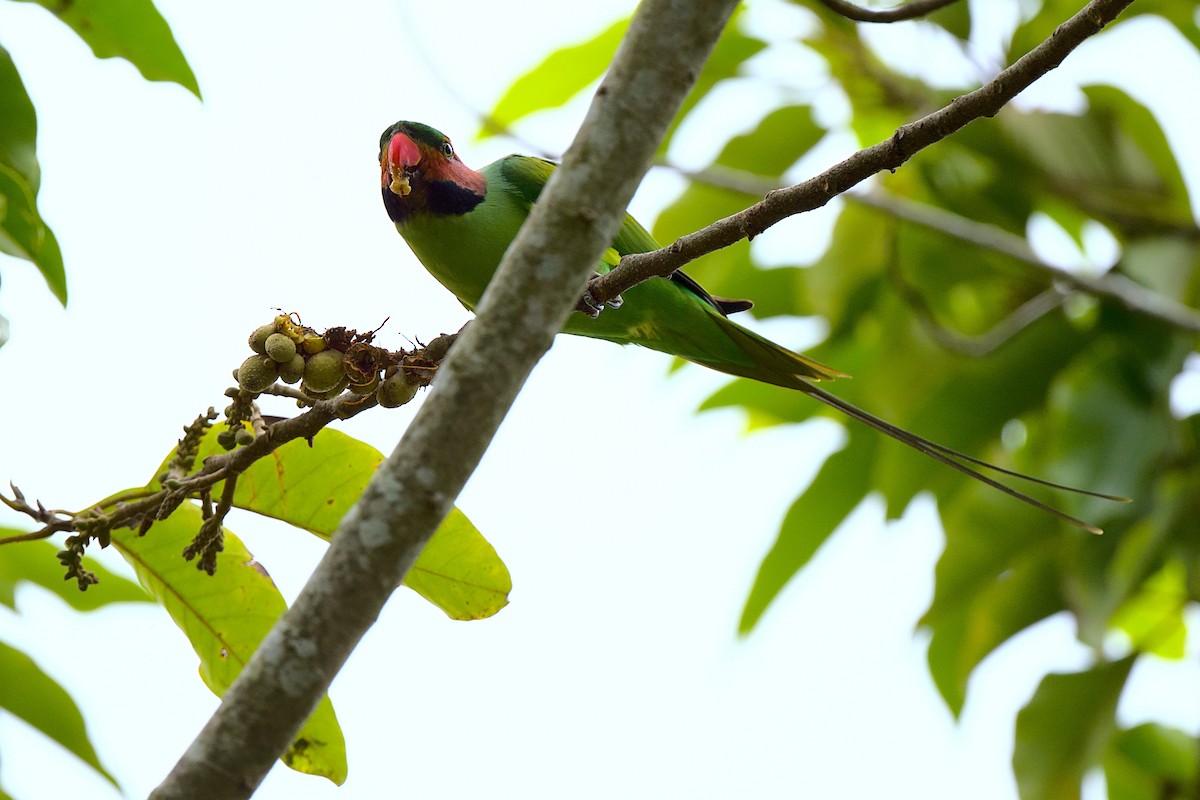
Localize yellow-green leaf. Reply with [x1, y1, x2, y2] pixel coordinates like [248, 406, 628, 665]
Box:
[111, 505, 347, 784]
[174, 427, 510, 620]
[1110, 559, 1187, 659]
[485, 17, 629, 136]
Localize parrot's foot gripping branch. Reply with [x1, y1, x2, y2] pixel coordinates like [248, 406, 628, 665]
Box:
[577, 277, 624, 319]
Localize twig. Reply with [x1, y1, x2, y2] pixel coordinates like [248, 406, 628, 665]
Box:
[664, 161, 1200, 335]
[149, 1, 741, 798]
[587, 0, 1137, 307]
[890, 270, 1065, 357]
[2, 331, 456, 563]
[813, 0, 961, 23]
[854, 192, 1200, 333]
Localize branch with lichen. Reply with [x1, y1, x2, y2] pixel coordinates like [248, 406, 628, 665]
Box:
[1, 317, 462, 586]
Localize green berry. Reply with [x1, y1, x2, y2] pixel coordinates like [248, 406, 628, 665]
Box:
[265, 333, 297, 363]
[377, 374, 418, 408]
[248, 323, 277, 355]
[303, 350, 345, 393]
[279, 353, 305, 384]
[237, 355, 279, 393]
[234, 428, 255, 446]
[423, 334, 455, 362]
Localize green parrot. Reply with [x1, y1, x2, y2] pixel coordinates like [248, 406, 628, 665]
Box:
[379, 120, 1123, 532]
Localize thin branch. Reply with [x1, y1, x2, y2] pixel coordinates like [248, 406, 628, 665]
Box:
[588, 0, 1137, 307]
[891, 274, 1065, 357]
[813, 0, 961, 23]
[149, 1, 741, 797]
[855, 192, 1200, 333]
[665, 161, 1200, 335]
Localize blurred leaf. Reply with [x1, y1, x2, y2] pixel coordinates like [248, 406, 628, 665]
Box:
[914, 84, 1194, 243]
[14, 0, 199, 97]
[660, 18, 766, 153]
[1013, 657, 1134, 800]
[0, 46, 39, 189]
[922, 496, 1064, 715]
[998, 86, 1193, 236]
[804, 20, 940, 143]
[1108, 558, 1187, 659]
[1009, 1, 1200, 63]
[0, 639, 117, 786]
[1105, 723, 1198, 800]
[165, 427, 510, 620]
[1120, 236, 1200, 306]
[927, 1, 971, 42]
[739, 427, 877, 632]
[485, 17, 629, 135]
[485, 12, 765, 155]
[111, 504, 347, 784]
[714, 106, 825, 176]
[0, 534, 150, 611]
[0, 47, 66, 305]
[654, 105, 824, 310]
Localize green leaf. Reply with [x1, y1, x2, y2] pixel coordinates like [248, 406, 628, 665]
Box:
[0, 638, 117, 786]
[922, 497, 1064, 715]
[0, 534, 150, 611]
[14, 0, 200, 97]
[1108, 558, 1187, 659]
[0, 47, 66, 304]
[0, 45, 39, 190]
[485, 17, 629, 135]
[739, 427, 878, 633]
[1013, 657, 1134, 800]
[927, 1, 971, 42]
[168, 427, 510, 620]
[1105, 723, 1198, 800]
[110, 504, 347, 784]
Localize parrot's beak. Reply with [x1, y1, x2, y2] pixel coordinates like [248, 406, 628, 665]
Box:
[382, 132, 421, 197]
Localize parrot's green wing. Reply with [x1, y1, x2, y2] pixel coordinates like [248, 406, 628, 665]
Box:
[496, 156, 755, 317]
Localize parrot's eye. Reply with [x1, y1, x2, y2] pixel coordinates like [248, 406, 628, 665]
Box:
[441, 141, 454, 158]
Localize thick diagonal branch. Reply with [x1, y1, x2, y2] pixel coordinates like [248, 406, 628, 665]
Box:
[149, 1, 740, 797]
[586, 0, 1137, 306]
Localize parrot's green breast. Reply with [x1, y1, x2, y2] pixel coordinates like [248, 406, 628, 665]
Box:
[395, 162, 528, 312]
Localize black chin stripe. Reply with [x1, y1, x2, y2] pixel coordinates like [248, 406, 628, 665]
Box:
[382, 187, 409, 223]
[426, 179, 485, 216]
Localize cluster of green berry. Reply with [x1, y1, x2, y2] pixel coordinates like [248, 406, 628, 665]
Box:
[235, 315, 445, 412]
[238, 316, 340, 396]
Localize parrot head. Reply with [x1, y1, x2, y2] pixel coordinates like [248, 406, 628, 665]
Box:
[379, 121, 487, 223]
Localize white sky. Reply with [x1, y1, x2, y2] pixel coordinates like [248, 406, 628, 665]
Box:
[0, 2, 1198, 799]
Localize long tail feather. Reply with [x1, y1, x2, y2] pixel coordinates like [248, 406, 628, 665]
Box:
[796, 381, 1128, 534]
